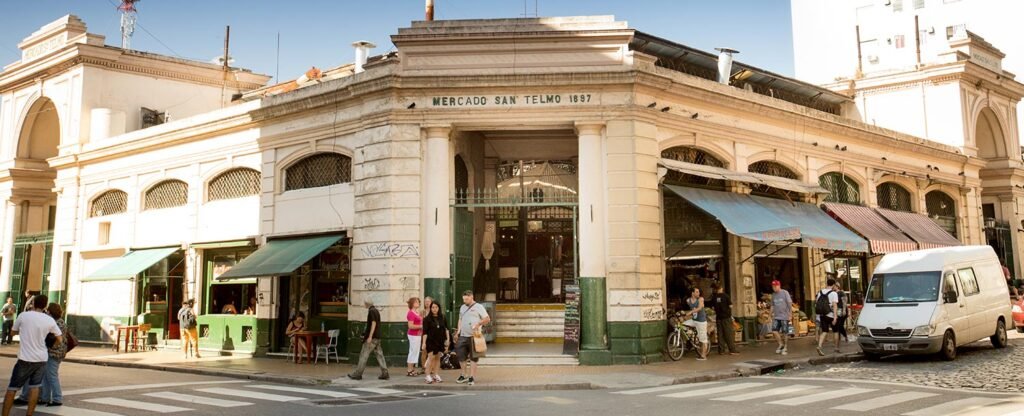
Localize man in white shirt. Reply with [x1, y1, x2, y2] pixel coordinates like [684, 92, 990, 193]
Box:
[2, 295, 62, 416]
[815, 278, 840, 356]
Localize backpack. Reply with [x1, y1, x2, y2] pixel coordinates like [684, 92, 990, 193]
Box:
[815, 290, 834, 315]
[178, 308, 196, 329]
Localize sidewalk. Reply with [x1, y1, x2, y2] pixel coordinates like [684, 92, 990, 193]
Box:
[0, 335, 862, 390]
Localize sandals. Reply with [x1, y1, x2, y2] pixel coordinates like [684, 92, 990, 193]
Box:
[407, 370, 417, 377]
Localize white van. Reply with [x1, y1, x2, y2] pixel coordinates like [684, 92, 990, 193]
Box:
[856, 246, 1011, 360]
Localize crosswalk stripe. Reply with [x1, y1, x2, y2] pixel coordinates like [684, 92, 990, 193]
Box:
[27, 405, 125, 416]
[616, 382, 722, 395]
[766, 387, 876, 406]
[903, 397, 1006, 416]
[195, 387, 304, 402]
[659, 382, 771, 399]
[247, 384, 357, 398]
[83, 397, 192, 413]
[956, 400, 1024, 416]
[832, 391, 940, 412]
[143, 391, 252, 407]
[349, 387, 403, 395]
[711, 384, 819, 402]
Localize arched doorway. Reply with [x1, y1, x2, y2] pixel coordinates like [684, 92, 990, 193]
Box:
[8, 97, 61, 310]
[974, 106, 1017, 278]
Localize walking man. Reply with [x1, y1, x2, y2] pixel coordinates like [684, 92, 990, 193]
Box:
[455, 290, 490, 386]
[710, 284, 739, 355]
[177, 299, 200, 359]
[770, 280, 792, 355]
[815, 278, 841, 356]
[347, 298, 389, 380]
[1, 298, 16, 345]
[2, 295, 62, 416]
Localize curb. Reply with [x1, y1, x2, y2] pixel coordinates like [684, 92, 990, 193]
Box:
[669, 352, 864, 386]
[389, 382, 594, 391]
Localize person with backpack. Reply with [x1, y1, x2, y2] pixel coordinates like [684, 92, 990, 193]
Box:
[177, 299, 200, 359]
[815, 278, 840, 356]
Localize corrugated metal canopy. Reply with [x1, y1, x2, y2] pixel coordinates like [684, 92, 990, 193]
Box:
[631, 31, 850, 115]
[664, 185, 800, 242]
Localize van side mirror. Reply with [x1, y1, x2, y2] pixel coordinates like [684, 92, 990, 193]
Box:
[944, 292, 958, 304]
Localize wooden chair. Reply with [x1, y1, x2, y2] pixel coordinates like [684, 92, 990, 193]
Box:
[133, 323, 152, 351]
[315, 329, 341, 364]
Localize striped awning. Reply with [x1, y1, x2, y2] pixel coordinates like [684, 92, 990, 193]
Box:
[823, 203, 918, 254]
[753, 197, 869, 253]
[875, 208, 962, 249]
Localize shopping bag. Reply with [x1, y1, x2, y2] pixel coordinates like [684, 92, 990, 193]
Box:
[472, 329, 487, 354]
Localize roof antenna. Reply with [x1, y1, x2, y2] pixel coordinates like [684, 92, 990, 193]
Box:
[117, 0, 139, 50]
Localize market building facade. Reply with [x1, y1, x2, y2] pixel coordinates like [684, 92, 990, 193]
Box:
[0, 14, 1014, 364]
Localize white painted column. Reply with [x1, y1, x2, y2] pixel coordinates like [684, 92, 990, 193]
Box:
[423, 126, 452, 308]
[577, 122, 606, 279]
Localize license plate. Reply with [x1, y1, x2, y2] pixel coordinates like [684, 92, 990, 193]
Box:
[882, 344, 898, 351]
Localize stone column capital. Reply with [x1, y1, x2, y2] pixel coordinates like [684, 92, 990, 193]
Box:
[423, 125, 452, 139]
[574, 121, 605, 137]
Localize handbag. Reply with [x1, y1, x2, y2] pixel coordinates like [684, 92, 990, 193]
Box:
[66, 329, 79, 352]
[472, 329, 487, 354]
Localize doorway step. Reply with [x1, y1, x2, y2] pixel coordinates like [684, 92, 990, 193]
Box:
[494, 303, 564, 344]
[478, 343, 578, 366]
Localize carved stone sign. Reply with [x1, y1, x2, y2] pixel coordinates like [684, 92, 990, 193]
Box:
[23, 35, 65, 62]
[428, 93, 595, 108]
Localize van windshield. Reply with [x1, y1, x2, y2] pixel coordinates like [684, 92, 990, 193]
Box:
[866, 272, 941, 303]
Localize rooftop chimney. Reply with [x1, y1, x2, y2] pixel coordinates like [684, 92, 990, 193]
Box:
[715, 47, 739, 85]
[352, 41, 376, 74]
[426, 0, 434, 21]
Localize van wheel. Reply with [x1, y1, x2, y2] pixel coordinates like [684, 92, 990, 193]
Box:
[939, 331, 956, 361]
[991, 320, 1008, 349]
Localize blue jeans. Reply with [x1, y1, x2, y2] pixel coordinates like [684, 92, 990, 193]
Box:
[18, 357, 60, 403]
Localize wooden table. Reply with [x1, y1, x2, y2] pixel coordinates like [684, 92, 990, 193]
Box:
[291, 331, 327, 364]
[113, 325, 140, 353]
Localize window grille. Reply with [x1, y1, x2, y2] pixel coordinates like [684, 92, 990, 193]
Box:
[144, 180, 188, 210]
[819, 173, 860, 204]
[208, 168, 261, 202]
[661, 147, 726, 189]
[876, 182, 913, 212]
[90, 190, 128, 217]
[284, 153, 351, 191]
[748, 161, 798, 195]
[926, 190, 957, 237]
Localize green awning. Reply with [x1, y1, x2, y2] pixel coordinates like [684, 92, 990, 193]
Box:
[191, 239, 255, 249]
[215, 234, 343, 281]
[83, 247, 179, 282]
[211, 277, 257, 285]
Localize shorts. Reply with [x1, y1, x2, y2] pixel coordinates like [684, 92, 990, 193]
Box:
[684, 319, 708, 343]
[455, 336, 477, 363]
[772, 319, 791, 333]
[818, 315, 836, 333]
[7, 360, 46, 390]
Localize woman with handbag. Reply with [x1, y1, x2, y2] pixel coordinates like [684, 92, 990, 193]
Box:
[421, 301, 449, 384]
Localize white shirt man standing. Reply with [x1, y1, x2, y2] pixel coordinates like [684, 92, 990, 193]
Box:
[2, 295, 62, 416]
[815, 278, 841, 356]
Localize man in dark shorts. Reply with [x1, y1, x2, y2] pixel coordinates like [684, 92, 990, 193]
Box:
[3, 295, 62, 416]
[454, 290, 489, 386]
[815, 278, 840, 356]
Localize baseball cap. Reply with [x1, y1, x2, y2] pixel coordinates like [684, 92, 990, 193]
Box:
[771, 280, 781, 286]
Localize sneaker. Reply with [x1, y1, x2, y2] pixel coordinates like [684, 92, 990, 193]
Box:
[781, 348, 788, 355]
[468, 377, 475, 386]
[696, 356, 707, 361]
[456, 375, 468, 384]
[775, 346, 784, 354]
[12, 398, 27, 406]
[347, 373, 362, 380]
[433, 375, 443, 383]
[815, 346, 824, 356]
[378, 373, 390, 380]
[48, 402, 62, 407]
[425, 375, 434, 384]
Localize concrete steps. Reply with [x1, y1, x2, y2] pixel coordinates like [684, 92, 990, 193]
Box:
[494, 303, 565, 343]
[478, 353, 579, 366]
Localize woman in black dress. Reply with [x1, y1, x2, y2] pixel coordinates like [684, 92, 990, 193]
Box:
[421, 302, 449, 384]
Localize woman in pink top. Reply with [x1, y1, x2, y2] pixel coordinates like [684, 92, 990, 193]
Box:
[406, 297, 423, 377]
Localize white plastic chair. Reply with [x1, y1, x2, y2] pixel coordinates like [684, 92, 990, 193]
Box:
[315, 329, 341, 364]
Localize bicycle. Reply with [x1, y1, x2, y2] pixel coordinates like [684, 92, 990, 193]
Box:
[666, 311, 701, 361]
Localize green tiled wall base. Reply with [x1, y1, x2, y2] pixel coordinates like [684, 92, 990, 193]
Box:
[66, 314, 130, 342]
[608, 320, 666, 365]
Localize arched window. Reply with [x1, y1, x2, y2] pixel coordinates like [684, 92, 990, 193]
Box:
[926, 191, 958, 238]
[819, 173, 860, 204]
[877, 182, 912, 212]
[748, 161, 798, 196]
[90, 190, 128, 217]
[284, 153, 352, 191]
[144, 180, 188, 210]
[661, 146, 726, 189]
[208, 168, 261, 202]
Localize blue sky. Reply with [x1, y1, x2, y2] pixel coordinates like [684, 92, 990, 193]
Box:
[0, 0, 794, 83]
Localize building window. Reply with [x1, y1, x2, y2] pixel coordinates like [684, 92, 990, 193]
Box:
[819, 173, 860, 204]
[914, 0, 925, 9]
[208, 168, 261, 202]
[144, 180, 188, 210]
[894, 35, 906, 49]
[926, 190, 957, 238]
[892, 0, 903, 11]
[661, 146, 726, 189]
[748, 161, 799, 196]
[90, 190, 128, 217]
[876, 182, 913, 212]
[284, 153, 352, 191]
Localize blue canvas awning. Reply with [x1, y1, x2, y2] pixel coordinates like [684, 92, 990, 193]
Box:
[752, 196, 870, 253]
[663, 185, 800, 242]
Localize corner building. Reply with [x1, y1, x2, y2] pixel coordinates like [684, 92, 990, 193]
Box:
[0, 15, 1008, 365]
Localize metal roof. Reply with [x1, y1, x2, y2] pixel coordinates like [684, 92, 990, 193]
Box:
[631, 31, 850, 115]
